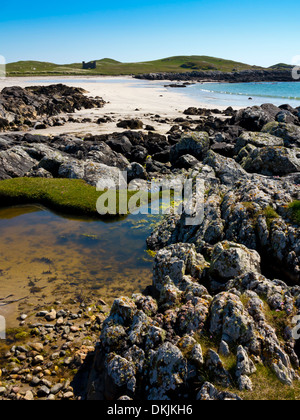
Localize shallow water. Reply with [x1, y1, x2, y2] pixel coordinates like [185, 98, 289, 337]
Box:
[0, 205, 160, 327]
[184, 81, 300, 108]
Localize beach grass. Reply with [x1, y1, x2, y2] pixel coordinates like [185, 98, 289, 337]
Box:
[6, 55, 264, 77]
[289, 200, 300, 225]
[0, 178, 136, 218]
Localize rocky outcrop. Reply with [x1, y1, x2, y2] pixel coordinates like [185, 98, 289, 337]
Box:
[0, 84, 105, 131]
[86, 240, 300, 400]
[135, 69, 299, 83]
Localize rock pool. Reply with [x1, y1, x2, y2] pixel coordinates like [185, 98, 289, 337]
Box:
[0, 205, 160, 327]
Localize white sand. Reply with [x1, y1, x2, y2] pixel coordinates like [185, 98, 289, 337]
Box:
[0, 76, 236, 136]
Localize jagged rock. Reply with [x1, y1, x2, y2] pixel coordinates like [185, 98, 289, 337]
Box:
[240, 146, 300, 176]
[153, 243, 209, 295]
[132, 294, 158, 317]
[219, 340, 230, 357]
[197, 382, 242, 400]
[204, 150, 249, 186]
[105, 353, 136, 397]
[0, 84, 105, 131]
[170, 132, 210, 164]
[233, 106, 275, 131]
[235, 346, 256, 391]
[210, 292, 254, 344]
[176, 297, 210, 335]
[148, 342, 187, 400]
[209, 241, 261, 283]
[235, 131, 284, 154]
[205, 350, 231, 387]
[110, 297, 137, 325]
[262, 121, 300, 148]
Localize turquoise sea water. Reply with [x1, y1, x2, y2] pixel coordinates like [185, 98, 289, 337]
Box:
[184, 82, 300, 108]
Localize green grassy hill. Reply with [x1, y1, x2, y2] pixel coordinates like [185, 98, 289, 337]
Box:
[6, 55, 265, 77]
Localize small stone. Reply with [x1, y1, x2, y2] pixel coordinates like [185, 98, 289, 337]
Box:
[63, 357, 73, 366]
[24, 390, 34, 400]
[30, 376, 41, 386]
[37, 386, 50, 397]
[45, 309, 57, 321]
[30, 343, 44, 353]
[63, 391, 74, 399]
[33, 355, 44, 365]
[51, 383, 63, 395]
[219, 340, 230, 357]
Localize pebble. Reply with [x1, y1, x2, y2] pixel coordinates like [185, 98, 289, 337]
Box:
[0, 301, 100, 400]
[33, 355, 44, 365]
[51, 383, 63, 395]
[37, 385, 50, 397]
[45, 309, 57, 321]
[24, 390, 34, 400]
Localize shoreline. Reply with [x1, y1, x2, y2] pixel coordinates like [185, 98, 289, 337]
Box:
[0, 76, 240, 137]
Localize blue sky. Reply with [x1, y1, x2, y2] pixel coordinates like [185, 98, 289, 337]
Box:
[0, 0, 299, 66]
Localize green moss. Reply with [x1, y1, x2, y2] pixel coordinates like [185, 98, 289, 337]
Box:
[14, 331, 29, 340]
[288, 200, 300, 225]
[0, 178, 137, 218]
[261, 206, 279, 229]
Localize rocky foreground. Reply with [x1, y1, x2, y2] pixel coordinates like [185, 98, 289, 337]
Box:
[0, 85, 300, 400]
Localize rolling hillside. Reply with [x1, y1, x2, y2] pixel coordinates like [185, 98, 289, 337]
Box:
[6, 55, 265, 77]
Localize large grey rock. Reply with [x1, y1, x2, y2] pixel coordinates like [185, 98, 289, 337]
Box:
[170, 132, 210, 164]
[235, 131, 284, 154]
[210, 292, 254, 344]
[0, 146, 37, 179]
[262, 121, 300, 148]
[205, 350, 231, 387]
[209, 241, 261, 283]
[240, 146, 300, 176]
[148, 342, 187, 400]
[196, 382, 242, 400]
[233, 106, 275, 131]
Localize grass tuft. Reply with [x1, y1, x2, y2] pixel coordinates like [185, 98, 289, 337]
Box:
[0, 178, 136, 218]
[288, 200, 300, 225]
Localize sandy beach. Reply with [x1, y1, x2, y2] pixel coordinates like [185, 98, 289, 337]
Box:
[0, 76, 237, 136]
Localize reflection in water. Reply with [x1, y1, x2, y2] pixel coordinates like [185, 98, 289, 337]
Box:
[0, 205, 160, 326]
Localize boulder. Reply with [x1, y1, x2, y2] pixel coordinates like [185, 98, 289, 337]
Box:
[240, 146, 300, 176]
[148, 342, 187, 400]
[170, 132, 210, 164]
[106, 136, 133, 156]
[235, 131, 284, 154]
[0, 146, 37, 179]
[174, 154, 200, 169]
[117, 119, 143, 130]
[197, 382, 242, 400]
[262, 121, 300, 148]
[233, 105, 275, 131]
[209, 241, 261, 283]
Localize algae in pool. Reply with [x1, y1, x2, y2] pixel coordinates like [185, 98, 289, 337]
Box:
[0, 205, 160, 327]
